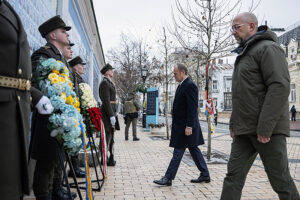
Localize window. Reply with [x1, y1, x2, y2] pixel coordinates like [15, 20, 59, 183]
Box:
[224, 92, 232, 111]
[224, 77, 232, 92]
[290, 84, 296, 102]
[213, 80, 218, 92]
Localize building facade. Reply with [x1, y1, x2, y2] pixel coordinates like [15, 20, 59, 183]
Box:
[7, 0, 105, 101]
[279, 24, 300, 112]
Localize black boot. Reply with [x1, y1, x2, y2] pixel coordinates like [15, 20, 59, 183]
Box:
[68, 156, 85, 178]
[36, 194, 51, 200]
[107, 155, 116, 166]
[52, 178, 77, 200]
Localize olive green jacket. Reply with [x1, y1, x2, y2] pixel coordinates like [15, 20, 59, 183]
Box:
[230, 26, 290, 138]
[124, 98, 140, 114]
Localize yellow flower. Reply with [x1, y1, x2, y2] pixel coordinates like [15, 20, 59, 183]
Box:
[51, 78, 59, 84]
[58, 77, 65, 83]
[64, 66, 68, 73]
[75, 120, 79, 128]
[66, 96, 74, 105]
[60, 92, 67, 102]
[76, 108, 81, 113]
[48, 73, 58, 81]
[74, 98, 80, 108]
[52, 69, 60, 74]
[69, 82, 73, 90]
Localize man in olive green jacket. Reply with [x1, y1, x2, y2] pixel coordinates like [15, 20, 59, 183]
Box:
[221, 12, 299, 200]
[124, 92, 140, 141]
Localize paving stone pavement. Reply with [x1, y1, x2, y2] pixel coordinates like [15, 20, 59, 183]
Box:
[90, 120, 300, 200]
[24, 118, 300, 199]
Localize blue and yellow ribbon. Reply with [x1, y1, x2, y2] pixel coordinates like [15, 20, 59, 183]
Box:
[79, 121, 94, 200]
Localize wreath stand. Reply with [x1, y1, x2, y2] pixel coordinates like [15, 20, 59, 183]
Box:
[63, 132, 105, 193]
[57, 142, 83, 200]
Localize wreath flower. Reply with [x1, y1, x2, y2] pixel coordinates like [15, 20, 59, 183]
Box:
[79, 83, 102, 132]
[35, 58, 85, 155]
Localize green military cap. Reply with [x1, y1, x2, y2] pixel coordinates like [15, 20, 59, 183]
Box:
[68, 56, 86, 68]
[38, 15, 71, 38]
[100, 63, 114, 74]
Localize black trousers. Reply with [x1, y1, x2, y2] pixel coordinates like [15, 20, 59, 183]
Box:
[33, 158, 60, 197]
[165, 147, 209, 180]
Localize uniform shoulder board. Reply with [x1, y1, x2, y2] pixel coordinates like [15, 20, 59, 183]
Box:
[43, 46, 50, 49]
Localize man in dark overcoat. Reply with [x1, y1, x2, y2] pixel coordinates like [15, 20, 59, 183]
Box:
[30, 15, 75, 200]
[0, 1, 54, 199]
[99, 63, 119, 166]
[154, 64, 210, 186]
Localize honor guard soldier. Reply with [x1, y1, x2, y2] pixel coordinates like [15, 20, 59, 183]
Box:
[0, 1, 53, 199]
[67, 56, 86, 178]
[99, 63, 120, 166]
[30, 16, 76, 200]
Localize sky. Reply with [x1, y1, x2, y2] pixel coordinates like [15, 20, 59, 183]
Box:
[93, 0, 300, 59]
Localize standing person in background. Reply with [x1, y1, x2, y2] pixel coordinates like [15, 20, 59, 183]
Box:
[99, 63, 120, 166]
[0, 1, 52, 199]
[291, 105, 297, 121]
[221, 12, 299, 200]
[153, 64, 210, 186]
[214, 107, 218, 126]
[124, 92, 140, 141]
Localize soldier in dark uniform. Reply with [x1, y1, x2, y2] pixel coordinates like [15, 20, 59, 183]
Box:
[0, 1, 54, 199]
[99, 64, 119, 166]
[67, 56, 86, 178]
[30, 16, 76, 200]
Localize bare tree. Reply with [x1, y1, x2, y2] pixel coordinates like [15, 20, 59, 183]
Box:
[107, 33, 160, 104]
[170, 0, 260, 160]
[154, 27, 177, 139]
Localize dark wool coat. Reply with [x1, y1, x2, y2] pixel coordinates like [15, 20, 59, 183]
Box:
[30, 42, 70, 161]
[170, 77, 204, 148]
[0, 1, 42, 198]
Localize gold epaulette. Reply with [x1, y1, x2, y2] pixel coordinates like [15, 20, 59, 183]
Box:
[43, 46, 50, 49]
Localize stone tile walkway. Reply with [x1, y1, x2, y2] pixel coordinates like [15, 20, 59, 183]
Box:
[92, 120, 300, 200]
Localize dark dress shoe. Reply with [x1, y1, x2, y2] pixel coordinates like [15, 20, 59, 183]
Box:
[52, 187, 77, 200]
[191, 175, 210, 183]
[107, 159, 116, 166]
[68, 168, 85, 178]
[153, 177, 172, 186]
[125, 137, 128, 141]
[133, 137, 140, 141]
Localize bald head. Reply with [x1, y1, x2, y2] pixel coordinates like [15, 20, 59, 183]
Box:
[232, 12, 258, 44]
[234, 12, 258, 29]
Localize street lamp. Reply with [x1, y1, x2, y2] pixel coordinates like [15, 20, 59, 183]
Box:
[141, 67, 148, 128]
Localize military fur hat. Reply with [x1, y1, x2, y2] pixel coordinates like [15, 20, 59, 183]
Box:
[38, 15, 71, 38]
[100, 63, 114, 75]
[68, 56, 86, 68]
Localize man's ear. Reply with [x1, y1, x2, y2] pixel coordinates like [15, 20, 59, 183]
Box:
[49, 31, 56, 40]
[249, 22, 256, 32]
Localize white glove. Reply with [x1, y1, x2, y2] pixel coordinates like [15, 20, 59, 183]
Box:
[35, 96, 54, 115]
[110, 116, 116, 126]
